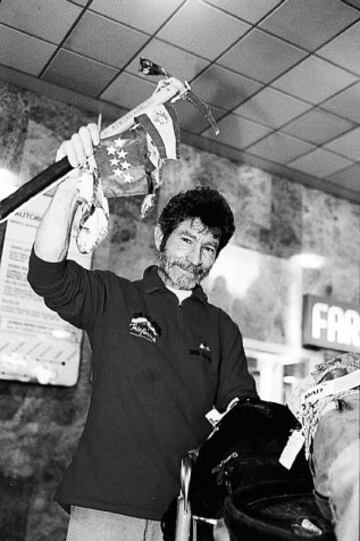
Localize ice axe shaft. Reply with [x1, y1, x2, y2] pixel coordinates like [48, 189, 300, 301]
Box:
[0, 157, 72, 223]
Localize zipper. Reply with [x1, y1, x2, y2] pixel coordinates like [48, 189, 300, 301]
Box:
[211, 451, 239, 474]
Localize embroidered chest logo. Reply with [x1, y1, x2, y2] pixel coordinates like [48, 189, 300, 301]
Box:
[189, 342, 212, 362]
[129, 312, 162, 343]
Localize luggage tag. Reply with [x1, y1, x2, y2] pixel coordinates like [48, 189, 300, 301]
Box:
[300, 369, 360, 406]
[279, 429, 305, 470]
[205, 408, 222, 427]
[205, 397, 240, 427]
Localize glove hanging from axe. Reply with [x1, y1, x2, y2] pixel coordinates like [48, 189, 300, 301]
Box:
[0, 59, 219, 254]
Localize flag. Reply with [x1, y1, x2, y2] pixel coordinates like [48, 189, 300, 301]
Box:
[94, 103, 180, 215]
[94, 127, 154, 199]
[135, 103, 180, 161]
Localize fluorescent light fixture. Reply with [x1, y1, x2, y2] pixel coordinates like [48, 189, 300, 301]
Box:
[290, 253, 325, 270]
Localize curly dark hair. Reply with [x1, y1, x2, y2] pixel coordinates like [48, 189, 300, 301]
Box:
[157, 186, 235, 254]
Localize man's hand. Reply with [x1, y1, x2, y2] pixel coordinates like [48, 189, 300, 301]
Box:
[55, 123, 101, 201]
[56, 123, 100, 169]
[34, 123, 101, 262]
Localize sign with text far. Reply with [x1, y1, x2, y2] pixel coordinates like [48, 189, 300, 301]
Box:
[302, 294, 360, 353]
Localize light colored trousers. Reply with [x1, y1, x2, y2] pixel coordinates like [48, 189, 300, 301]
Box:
[66, 506, 163, 541]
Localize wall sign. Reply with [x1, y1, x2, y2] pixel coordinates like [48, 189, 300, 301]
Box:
[302, 294, 360, 353]
[0, 194, 92, 386]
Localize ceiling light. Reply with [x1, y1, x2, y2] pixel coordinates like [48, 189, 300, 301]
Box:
[290, 253, 325, 270]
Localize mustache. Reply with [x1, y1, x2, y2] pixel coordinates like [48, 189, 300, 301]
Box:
[170, 259, 208, 279]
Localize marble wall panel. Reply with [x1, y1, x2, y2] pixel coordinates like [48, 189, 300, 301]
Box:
[302, 188, 360, 265]
[19, 120, 62, 184]
[22, 89, 95, 144]
[204, 245, 303, 346]
[0, 83, 28, 174]
[261, 175, 303, 258]
[302, 188, 360, 303]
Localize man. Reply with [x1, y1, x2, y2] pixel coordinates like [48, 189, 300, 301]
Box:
[27, 124, 258, 541]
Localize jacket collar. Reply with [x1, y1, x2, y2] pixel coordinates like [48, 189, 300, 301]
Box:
[142, 265, 208, 304]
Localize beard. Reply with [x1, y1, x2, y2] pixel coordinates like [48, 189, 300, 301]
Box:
[159, 253, 210, 290]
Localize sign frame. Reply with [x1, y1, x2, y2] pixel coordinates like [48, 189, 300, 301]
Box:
[302, 294, 360, 353]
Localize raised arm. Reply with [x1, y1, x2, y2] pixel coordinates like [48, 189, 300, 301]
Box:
[34, 123, 100, 262]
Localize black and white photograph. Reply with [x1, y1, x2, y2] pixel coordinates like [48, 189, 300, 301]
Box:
[0, 1, 359, 540]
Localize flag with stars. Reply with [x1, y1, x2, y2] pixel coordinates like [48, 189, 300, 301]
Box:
[94, 127, 153, 199]
[94, 103, 180, 214]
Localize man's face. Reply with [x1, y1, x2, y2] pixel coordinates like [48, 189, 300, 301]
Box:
[155, 218, 219, 290]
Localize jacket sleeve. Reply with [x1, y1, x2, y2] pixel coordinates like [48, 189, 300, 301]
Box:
[27, 247, 107, 331]
[215, 309, 259, 412]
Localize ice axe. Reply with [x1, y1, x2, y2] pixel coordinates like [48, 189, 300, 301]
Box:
[0, 59, 218, 225]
